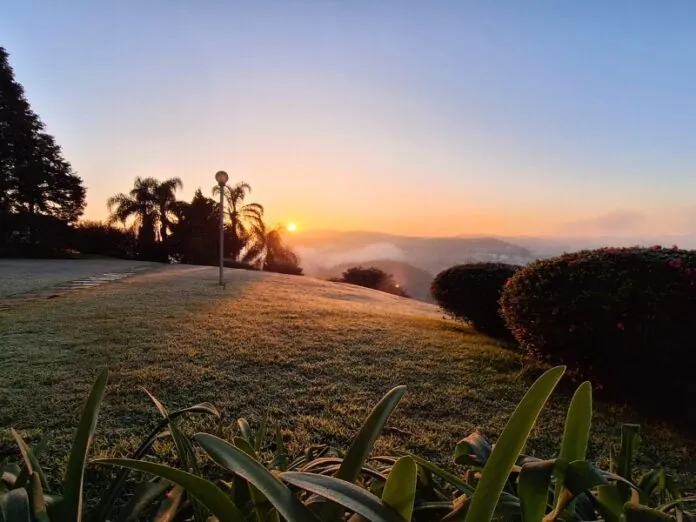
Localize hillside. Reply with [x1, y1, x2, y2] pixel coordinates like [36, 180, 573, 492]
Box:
[0, 264, 693, 487]
[315, 259, 435, 302]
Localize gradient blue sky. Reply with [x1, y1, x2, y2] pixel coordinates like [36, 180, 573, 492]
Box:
[3, 1, 696, 236]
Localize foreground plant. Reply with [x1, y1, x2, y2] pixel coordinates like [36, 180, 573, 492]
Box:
[1, 367, 693, 522]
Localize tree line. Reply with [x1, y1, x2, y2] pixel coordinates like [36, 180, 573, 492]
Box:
[102, 176, 301, 273]
[0, 46, 301, 273]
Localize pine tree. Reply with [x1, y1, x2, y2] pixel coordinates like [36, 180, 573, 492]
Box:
[0, 46, 85, 246]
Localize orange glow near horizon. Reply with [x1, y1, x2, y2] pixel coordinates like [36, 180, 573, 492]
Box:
[287, 222, 298, 232]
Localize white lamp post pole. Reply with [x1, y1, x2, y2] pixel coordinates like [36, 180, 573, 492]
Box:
[215, 170, 229, 286]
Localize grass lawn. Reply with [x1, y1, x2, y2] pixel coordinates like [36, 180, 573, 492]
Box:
[0, 264, 694, 492]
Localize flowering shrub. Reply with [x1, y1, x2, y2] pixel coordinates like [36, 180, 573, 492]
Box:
[500, 246, 696, 420]
[431, 263, 519, 338]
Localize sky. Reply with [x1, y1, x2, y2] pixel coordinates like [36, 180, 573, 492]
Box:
[3, 1, 696, 237]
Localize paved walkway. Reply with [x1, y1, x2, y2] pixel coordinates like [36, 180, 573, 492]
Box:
[0, 258, 161, 300]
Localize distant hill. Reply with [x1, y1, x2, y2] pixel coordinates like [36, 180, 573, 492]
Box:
[315, 259, 436, 302]
[290, 229, 534, 275]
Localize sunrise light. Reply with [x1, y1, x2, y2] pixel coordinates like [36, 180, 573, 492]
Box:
[287, 222, 297, 232]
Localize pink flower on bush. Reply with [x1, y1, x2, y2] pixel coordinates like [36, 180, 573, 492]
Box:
[617, 322, 625, 330]
[651, 245, 663, 251]
[668, 258, 683, 268]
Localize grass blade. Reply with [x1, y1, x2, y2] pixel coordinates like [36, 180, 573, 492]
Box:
[553, 381, 592, 508]
[463, 366, 565, 522]
[61, 368, 109, 522]
[281, 472, 404, 522]
[382, 456, 417, 521]
[95, 458, 243, 522]
[272, 426, 288, 471]
[518, 459, 555, 522]
[195, 433, 317, 522]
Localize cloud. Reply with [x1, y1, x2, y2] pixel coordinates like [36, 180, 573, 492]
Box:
[295, 242, 405, 275]
[558, 210, 648, 236]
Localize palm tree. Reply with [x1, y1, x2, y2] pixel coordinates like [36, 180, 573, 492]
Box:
[153, 177, 183, 241]
[212, 181, 264, 261]
[107, 177, 183, 243]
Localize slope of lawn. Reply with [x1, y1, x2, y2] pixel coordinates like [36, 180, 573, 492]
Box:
[0, 264, 694, 490]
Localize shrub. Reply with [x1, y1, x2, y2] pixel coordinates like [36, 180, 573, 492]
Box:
[337, 266, 409, 297]
[431, 263, 519, 338]
[263, 261, 304, 275]
[500, 246, 696, 416]
[3, 367, 693, 522]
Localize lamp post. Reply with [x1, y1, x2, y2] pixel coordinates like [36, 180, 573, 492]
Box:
[215, 170, 229, 286]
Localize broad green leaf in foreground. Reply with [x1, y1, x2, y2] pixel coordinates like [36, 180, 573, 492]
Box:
[281, 472, 404, 522]
[464, 366, 565, 522]
[195, 433, 316, 522]
[554, 381, 592, 507]
[95, 458, 243, 522]
[60, 367, 109, 522]
[323, 386, 406, 521]
[382, 456, 417, 521]
[518, 459, 555, 522]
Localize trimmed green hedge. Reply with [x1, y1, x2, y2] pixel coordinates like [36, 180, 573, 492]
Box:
[500, 246, 696, 419]
[431, 263, 519, 338]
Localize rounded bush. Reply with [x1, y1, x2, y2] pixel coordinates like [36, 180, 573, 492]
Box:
[500, 246, 696, 415]
[431, 263, 519, 337]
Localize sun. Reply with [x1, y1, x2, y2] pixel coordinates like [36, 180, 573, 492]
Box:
[287, 222, 297, 232]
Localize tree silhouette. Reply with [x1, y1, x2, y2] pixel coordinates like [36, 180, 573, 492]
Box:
[338, 266, 409, 297]
[168, 189, 220, 265]
[107, 177, 183, 245]
[1, 46, 85, 253]
[212, 181, 264, 261]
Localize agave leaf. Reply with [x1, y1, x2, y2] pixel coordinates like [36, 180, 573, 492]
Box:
[564, 460, 608, 494]
[169, 423, 206, 522]
[519, 459, 555, 522]
[28, 473, 49, 522]
[464, 366, 565, 522]
[116, 481, 170, 522]
[153, 485, 185, 522]
[60, 368, 109, 522]
[553, 381, 592, 508]
[658, 497, 696, 513]
[142, 387, 169, 418]
[95, 458, 243, 522]
[623, 502, 674, 521]
[454, 432, 492, 467]
[382, 456, 417, 521]
[1, 488, 31, 522]
[281, 472, 404, 522]
[194, 434, 317, 522]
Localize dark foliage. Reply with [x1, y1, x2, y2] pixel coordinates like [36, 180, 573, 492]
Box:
[168, 189, 220, 265]
[431, 263, 518, 338]
[72, 221, 136, 259]
[0, 212, 74, 258]
[500, 246, 696, 422]
[337, 266, 409, 297]
[0, 47, 85, 256]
